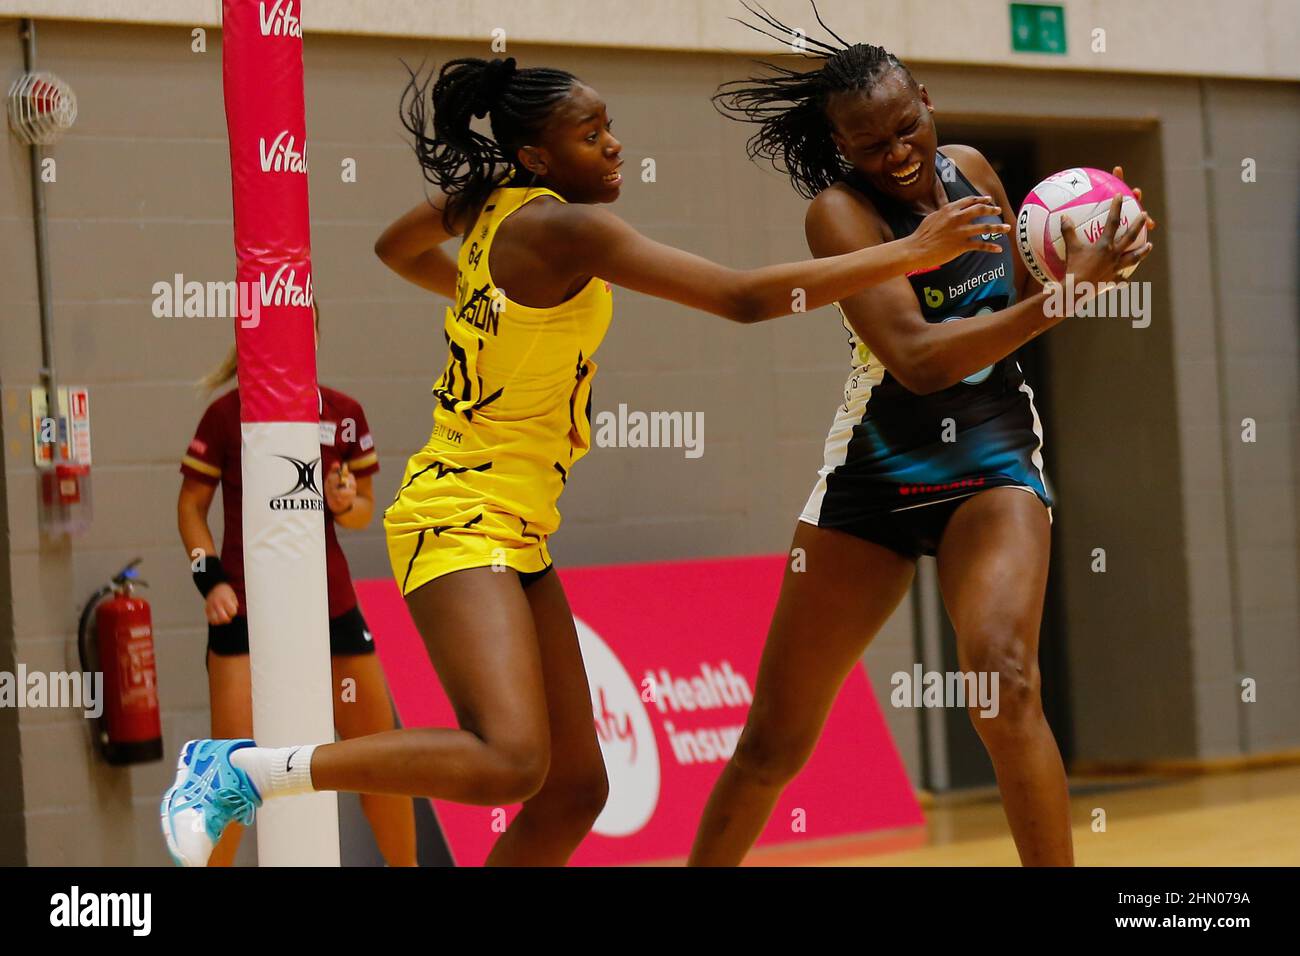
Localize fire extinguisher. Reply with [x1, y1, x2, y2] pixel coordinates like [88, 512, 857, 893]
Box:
[78, 558, 163, 765]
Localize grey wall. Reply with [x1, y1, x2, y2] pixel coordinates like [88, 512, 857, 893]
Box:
[0, 423, 21, 864]
[1, 19, 37, 865]
[1197, 81, 1300, 755]
[10, 0, 1297, 82]
[0, 19, 1295, 863]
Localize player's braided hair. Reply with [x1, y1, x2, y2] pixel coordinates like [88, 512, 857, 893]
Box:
[713, 0, 918, 199]
[400, 56, 579, 234]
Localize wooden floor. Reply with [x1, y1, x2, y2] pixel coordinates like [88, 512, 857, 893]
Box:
[739, 765, 1300, 866]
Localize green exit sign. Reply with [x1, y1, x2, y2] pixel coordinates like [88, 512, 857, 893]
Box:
[1010, 3, 1067, 54]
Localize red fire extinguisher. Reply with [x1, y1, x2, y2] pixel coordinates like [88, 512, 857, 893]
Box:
[78, 559, 163, 765]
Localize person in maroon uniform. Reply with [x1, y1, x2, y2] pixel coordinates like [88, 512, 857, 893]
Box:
[176, 304, 415, 866]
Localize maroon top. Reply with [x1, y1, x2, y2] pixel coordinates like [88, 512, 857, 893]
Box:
[180, 386, 379, 618]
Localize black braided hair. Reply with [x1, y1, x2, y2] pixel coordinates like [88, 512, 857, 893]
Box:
[713, 0, 918, 199]
[400, 56, 580, 233]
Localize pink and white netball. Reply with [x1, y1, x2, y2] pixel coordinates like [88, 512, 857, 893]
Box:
[1015, 167, 1147, 285]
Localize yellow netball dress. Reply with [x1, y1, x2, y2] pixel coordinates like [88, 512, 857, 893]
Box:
[384, 180, 614, 594]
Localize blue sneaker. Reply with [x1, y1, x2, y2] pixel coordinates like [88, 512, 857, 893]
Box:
[160, 739, 263, 867]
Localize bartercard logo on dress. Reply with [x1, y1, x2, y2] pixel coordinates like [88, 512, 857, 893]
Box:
[947, 261, 1006, 300]
[574, 618, 660, 837]
[259, 0, 302, 37]
[270, 456, 324, 511]
[258, 130, 308, 174]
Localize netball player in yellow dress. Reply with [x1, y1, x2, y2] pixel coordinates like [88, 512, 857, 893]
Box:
[162, 55, 1012, 867]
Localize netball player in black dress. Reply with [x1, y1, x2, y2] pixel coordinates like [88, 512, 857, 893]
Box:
[690, 5, 1152, 866]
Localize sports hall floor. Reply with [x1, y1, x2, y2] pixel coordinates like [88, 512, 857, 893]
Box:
[648, 765, 1300, 866]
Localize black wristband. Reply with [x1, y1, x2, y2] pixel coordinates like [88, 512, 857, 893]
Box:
[192, 554, 229, 598]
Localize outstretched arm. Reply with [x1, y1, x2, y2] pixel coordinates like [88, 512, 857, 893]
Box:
[546, 195, 1009, 325]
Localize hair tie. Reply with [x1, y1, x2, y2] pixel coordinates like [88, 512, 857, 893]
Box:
[471, 57, 517, 119]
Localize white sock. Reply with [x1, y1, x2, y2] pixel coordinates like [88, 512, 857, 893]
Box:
[230, 744, 318, 800]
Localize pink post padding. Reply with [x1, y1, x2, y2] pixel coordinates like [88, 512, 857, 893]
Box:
[221, 1, 340, 866]
[222, 0, 316, 423]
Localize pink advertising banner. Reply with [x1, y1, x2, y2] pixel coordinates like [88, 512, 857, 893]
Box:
[356, 555, 922, 865]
